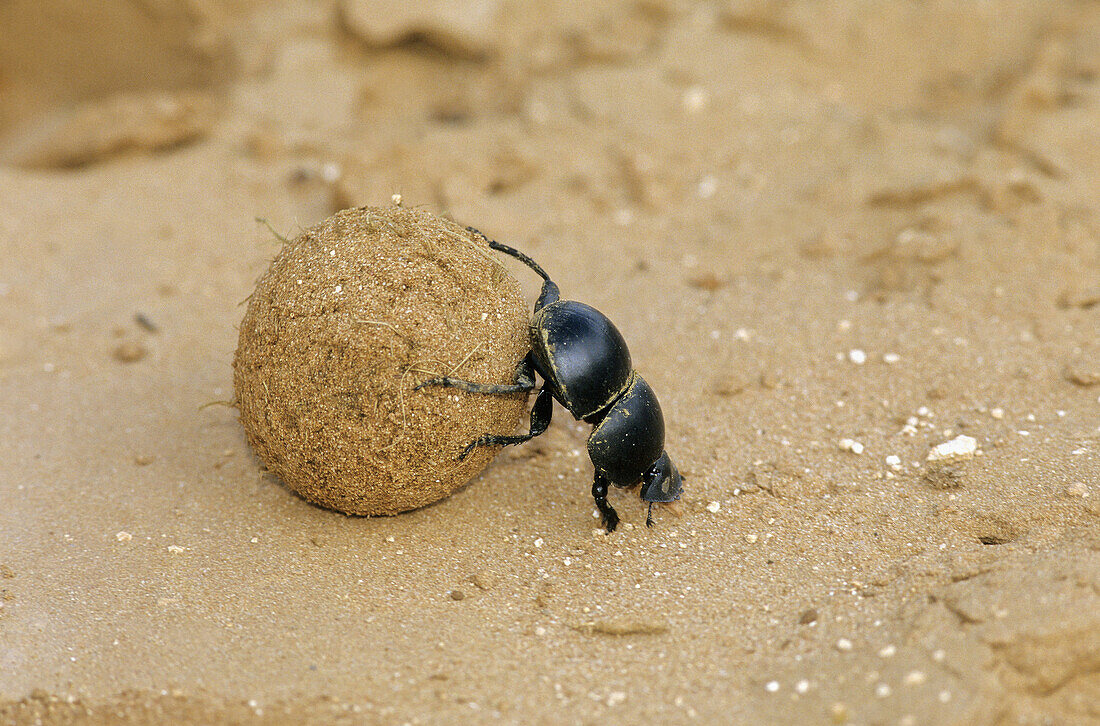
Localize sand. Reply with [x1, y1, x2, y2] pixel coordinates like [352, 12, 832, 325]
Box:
[1, 1, 1098, 724]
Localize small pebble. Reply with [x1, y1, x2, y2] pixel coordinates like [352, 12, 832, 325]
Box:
[167, 545, 184, 554]
[706, 501, 721, 513]
[115, 531, 132, 542]
[878, 644, 896, 658]
[883, 353, 900, 364]
[875, 683, 892, 698]
[836, 638, 853, 651]
[765, 681, 780, 693]
[904, 670, 927, 686]
[927, 435, 978, 462]
[1064, 481, 1089, 498]
[450, 589, 466, 601]
[838, 438, 864, 455]
[990, 407, 1005, 419]
[848, 349, 867, 365]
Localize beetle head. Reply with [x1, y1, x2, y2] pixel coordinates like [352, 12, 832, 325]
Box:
[639, 451, 682, 503]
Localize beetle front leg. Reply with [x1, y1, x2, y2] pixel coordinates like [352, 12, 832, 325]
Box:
[592, 473, 619, 533]
[415, 354, 535, 395]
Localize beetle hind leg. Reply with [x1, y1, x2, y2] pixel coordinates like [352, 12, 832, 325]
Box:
[458, 386, 554, 460]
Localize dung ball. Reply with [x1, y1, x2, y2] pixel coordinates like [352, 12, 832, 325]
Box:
[233, 206, 531, 516]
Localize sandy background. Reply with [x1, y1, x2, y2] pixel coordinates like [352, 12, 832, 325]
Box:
[1, 1, 1099, 723]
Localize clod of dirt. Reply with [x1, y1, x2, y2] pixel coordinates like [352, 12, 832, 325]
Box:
[112, 341, 148, 363]
[1, 91, 218, 169]
[233, 206, 531, 516]
[338, 0, 502, 59]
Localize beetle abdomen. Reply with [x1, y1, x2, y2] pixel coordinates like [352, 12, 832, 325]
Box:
[531, 301, 632, 419]
[587, 374, 665, 487]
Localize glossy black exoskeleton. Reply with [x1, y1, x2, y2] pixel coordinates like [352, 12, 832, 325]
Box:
[416, 228, 682, 532]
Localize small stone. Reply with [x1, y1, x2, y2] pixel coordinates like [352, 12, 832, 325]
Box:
[990, 407, 1005, 420]
[829, 701, 849, 723]
[706, 501, 721, 513]
[765, 680, 780, 693]
[798, 608, 818, 625]
[115, 531, 132, 542]
[848, 349, 867, 365]
[1065, 362, 1100, 387]
[875, 683, 892, 698]
[883, 353, 901, 364]
[113, 342, 148, 363]
[838, 438, 864, 455]
[449, 589, 466, 601]
[744, 533, 758, 544]
[904, 670, 927, 686]
[878, 644, 896, 658]
[885, 455, 901, 468]
[1064, 481, 1089, 498]
[167, 545, 184, 554]
[836, 638, 853, 651]
[927, 435, 978, 462]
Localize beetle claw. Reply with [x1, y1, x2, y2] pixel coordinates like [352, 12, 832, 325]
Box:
[458, 441, 478, 461]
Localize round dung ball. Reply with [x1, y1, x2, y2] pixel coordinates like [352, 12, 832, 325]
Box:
[233, 206, 531, 515]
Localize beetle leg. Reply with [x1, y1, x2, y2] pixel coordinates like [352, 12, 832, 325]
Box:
[592, 474, 620, 533]
[415, 354, 535, 395]
[645, 502, 654, 528]
[458, 386, 554, 460]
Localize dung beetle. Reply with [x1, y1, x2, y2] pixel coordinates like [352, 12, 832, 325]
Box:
[416, 228, 682, 532]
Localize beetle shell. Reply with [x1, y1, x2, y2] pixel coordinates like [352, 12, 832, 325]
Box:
[587, 374, 666, 487]
[530, 301, 633, 420]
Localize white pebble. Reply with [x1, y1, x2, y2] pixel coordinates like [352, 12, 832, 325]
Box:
[875, 683, 892, 698]
[167, 545, 184, 554]
[878, 644, 896, 658]
[836, 638, 853, 652]
[904, 671, 927, 686]
[883, 353, 901, 364]
[706, 501, 721, 513]
[848, 349, 867, 365]
[744, 533, 758, 544]
[990, 407, 1004, 420]
[765, 681, 780, 693]
[927, 435, 978, 462]
[115, 531, 132, 542]
[838, 438, 865, 455]
[795, 680, 810, 694]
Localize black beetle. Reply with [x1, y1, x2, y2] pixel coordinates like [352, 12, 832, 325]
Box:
[416, 228, 682, 532]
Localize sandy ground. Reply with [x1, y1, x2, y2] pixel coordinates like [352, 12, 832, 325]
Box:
[2, 1, 1099, 724]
